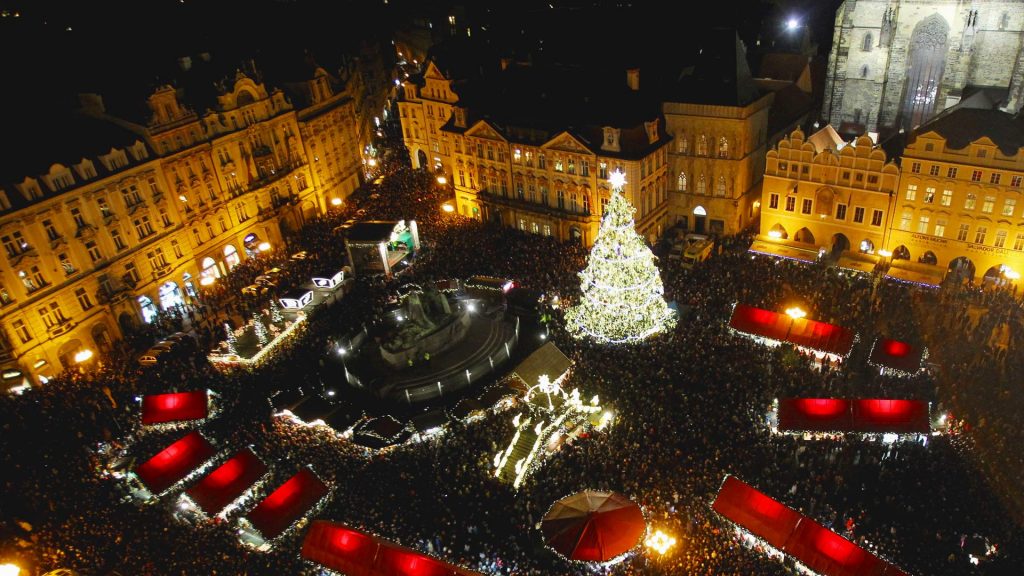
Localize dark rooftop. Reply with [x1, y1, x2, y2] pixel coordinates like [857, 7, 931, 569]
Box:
[912, 107, 1024, 156]
[344, 221, 404, 243]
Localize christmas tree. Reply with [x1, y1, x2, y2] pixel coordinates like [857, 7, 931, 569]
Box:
[253, 312, 269, 346]
[269, 299, 283, 324]
[565, 171, 674, 343]
[225, 322, 237, 355]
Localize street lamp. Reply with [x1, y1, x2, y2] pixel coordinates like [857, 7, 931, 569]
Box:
[436, 175, 447, 185]
[74, 349, 94, 364]
[786, 17, 800, 31]
[0, 564, 20, 576]
[784, 306, 806, 341]
[330, 197, 343, 207]
[258, 242, 271, 252]
[645, 530, 677, 556]
[441, 203, 455, 213]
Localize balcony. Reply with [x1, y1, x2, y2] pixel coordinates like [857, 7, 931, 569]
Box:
[479, 190, 593, 223]
[46, 320, 76, 337]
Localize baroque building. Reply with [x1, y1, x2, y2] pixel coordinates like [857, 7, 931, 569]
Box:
[823, 0, 1024, 134]
[1, 53, 372, 389]
[400, 58, 671, 246]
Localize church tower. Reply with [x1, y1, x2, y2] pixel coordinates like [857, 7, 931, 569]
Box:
[823, 1, 1024, 135]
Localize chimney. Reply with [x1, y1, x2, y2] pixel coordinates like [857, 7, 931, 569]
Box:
[627, 68, 640, 91]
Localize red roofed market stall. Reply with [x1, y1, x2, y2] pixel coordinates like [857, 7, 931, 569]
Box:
[134, 431, 216, 494]
[869, 338, 925, 374]
[141, 390, 208, 425]
[713, 475, 907, 576]
[186, 448, 267, 515]
[777, 398, 929, 434]
[729, 304, 855, 358]
[301, 520, 482, 576]
[540, 490, 646, 562]
[246, 467, 328, 539]
[711, 476, 801, 550]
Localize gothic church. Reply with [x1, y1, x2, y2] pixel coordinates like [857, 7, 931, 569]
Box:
[823, 1, 1024, 134]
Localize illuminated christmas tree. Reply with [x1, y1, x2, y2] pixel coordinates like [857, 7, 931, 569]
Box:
[269, 299, 283, 324]
[565, 171, 674, 343]
[225, 322, 237, 355]
[253, 312, 269, 346]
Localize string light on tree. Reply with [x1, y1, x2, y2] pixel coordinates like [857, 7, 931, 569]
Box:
[225, 322, 237, 355]
[252, 312, 269, 346]
[565, 170, 675, 343]
[269, 299, 284, 324]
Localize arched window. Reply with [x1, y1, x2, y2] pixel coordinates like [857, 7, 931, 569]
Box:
[678, 171, 687, 191]
[677, 133, 688, 154]
[697, 135, 708, 156]
[696, 174, 707, 194]
[860, 65, 869, 78]
[718, 137, 729, 158]
[715, 176, 726, 196]
[863, 33, 873, 51]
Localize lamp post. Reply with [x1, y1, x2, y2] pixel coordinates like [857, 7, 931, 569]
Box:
[784, 306, 806, 341]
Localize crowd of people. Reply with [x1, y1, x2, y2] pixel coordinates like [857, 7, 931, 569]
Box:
[1, 125, 1021, 576]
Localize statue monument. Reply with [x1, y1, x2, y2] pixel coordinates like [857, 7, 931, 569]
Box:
[380, 286, 471, 369]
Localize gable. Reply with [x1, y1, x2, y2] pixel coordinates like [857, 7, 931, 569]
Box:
[465, 121, 506, 142]
[542, 131, 592, 154]
[424, 61, 446, 80]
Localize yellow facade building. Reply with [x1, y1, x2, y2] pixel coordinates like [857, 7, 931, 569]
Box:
[761, 128, 900, 260]
[888, 107, 1024, 284]
[399, 60, 671, 246]
[2, 58, 370, 388]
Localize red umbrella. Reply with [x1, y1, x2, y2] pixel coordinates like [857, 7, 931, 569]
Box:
[541, 490, 646, 562]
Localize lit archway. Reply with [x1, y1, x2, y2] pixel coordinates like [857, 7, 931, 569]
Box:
[794, 227, 816, 245]
[859, 239, 875, 253]
[768, 223, 788, 240]
[159, 282, 184, 310]
[201, 257, 219, 279]
[892, 245, 911, 260]
[224, 244, 240, 270]
[920, 250, 938, 265]
[946, 256, 975, 284]
[830, 233, 850, 256]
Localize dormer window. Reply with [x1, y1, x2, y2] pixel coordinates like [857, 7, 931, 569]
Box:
[601, 127, 621, 152]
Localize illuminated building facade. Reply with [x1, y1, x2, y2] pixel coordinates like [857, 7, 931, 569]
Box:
[761, 128, 899, 258]
[887, 107, 1024, 284]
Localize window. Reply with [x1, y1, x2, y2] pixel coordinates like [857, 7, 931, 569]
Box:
[170, 239, 182, 259]
[581, 160, 589, 177]
[911, 162, 921, 174]
[801, 198, 812, 214]
[205, 221, 215, 239]
[58, 253, 75, 275]
[218, 215, 228, 233]
[717, 177, 727, 197]
[925, 143, 934, 152]
[991, 173, 1002, 185]
[934, 219, 946, 237]
[853, 207, 865, 223]
[677, 134, 688, 154]
[110, 229, 126, 251]
[871, 209, 884, 227]
[542, 224, 551, 237]
[957, 223, 970, 242]
[476, 143, 483, 158]
[718, 137, 728, 158]
[929, 165, 940, 176]
[125, 262, 140, 284]
[557, 190, 565, 210]
[530, 221, 539, 234]
[567, 159, 575, 175]
[160, 208, 173, 228]
[235, 204, 248, 222]
[917, 215, 930, 234]
[192, 228, 203, 245]
[486, 145, 494, 161]
[855, 172, 864, 182]
[947, 167, 957, 179]
[2, 235, 18, 257]
[982, 196, 995, 213]
[601, 197, 609, 214]
[1012, 175, 1023, 188]
[921, 187, 934, 203]
[964, 193, 977, 210]
[784, 196, 796, 212]
[975, 226, 988, 244]
[862, 32, 873, 51]
[1014, 233, 1024, 251]
[971, 170, 983, 182]
[147, 248, 168, 270]
[554, 159, 564, 173]
[941, 189, 953, 206]
[842, 170, 850, 179]
[678, 172, 688, 191]
[779, 162, 788, 172]
[28, 266, 46, 290]
[12, 319, 32, 343]
[598, 162, 607, 179]
[39, 302, 62, 329]
[696, 175, 707, 195]
[769, 193, 779, 209]
[1002, 198, 1016, 216]
[538, 154, 546, 169]
[995, 230, 1008, 248]
[121, 184, 143, 207]
[41, 219, 59, 241]
[905, 184, 917, 201]
[76, 287, 93, 311]
[978, 149, 987, 158]
[540, 186, 549, 205]
[570, 194, 578, 212]
[697, 135, 707, 156]
[836, 204, 847, 220]
[899, 211, 912, 230]
[583, 194, 590, 213]
[85, 240, 103, 262]
[134, 216, 155, 238]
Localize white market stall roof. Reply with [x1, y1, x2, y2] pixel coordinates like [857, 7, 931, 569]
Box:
[513, 342, 572, 388]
